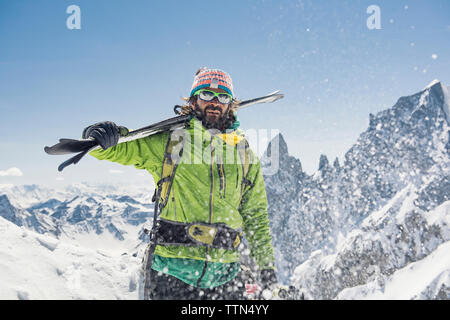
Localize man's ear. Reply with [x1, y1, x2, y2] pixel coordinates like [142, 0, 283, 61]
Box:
[189, 96, 197, 108]
[189, 97, 200, 114]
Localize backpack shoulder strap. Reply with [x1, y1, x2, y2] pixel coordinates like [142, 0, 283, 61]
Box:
[153, 129, 185, 209]
[143, 129, 184, 300]
[237, 138, 254, 190]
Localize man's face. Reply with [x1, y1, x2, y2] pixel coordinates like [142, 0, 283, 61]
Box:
[191, 88, 231, 130]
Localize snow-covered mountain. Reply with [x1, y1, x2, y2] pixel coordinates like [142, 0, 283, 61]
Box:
[0, 182, 153, 299]
[0, 183, 154, 249]
[291, 189, 449, 299]
[263, 80, 449, 299]
[0, 215, 141, 299]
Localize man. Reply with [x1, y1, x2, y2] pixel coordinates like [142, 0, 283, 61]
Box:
[82, 68, 277, 300]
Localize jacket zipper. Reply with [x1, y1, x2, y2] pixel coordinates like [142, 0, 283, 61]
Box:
[221, 163, 226, 199]
[217, 154, 226, 199]
[236, 160, 240, 189]
[197, 136, 214, 287]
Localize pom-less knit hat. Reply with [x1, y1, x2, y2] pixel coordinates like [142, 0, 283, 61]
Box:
[190, 67, 234, 97]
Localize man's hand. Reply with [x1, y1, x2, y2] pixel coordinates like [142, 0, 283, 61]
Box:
[82, 121, 120, 150]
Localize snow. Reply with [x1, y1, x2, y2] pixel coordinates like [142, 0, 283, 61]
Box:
[441, 83, 450, 124]
[360, 186, 411, 228]
[0, 182, 153, 300]
[411, 87, 431, 118]
[395, 187, 417, 224]
[290, 191, 450, 300]
[423, 79, 440, 90]
[425, 201, 450, 239]
[59, 223, 143, 253]
[0, 216, 141, 300]
[337, 240, 450, 300]
[0, 184, 68, 208]
[419, 88, 429, 106]
[417, 80, 450, 124]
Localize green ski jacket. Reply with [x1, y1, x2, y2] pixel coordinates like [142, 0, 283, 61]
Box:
[89, 117, 275, 287]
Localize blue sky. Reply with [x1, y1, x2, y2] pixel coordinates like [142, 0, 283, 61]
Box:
[0, 0, 449, 187]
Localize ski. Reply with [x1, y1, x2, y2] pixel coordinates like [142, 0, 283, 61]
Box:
[44, 90, 284, 171]
[44, 115, 190, 156]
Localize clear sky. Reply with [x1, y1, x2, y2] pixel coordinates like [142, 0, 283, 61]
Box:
[0, 0, 449, 187]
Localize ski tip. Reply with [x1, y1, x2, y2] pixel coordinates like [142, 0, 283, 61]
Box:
[274, 93, 285, 101]
[44, 145, 63, 155]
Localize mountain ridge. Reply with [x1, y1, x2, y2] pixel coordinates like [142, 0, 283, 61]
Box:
[263, 81, 449, 299]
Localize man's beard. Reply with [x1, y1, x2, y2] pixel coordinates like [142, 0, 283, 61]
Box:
[194, 103, 231, 131]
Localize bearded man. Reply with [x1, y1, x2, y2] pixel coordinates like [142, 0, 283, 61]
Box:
[82, 68, 277, 300]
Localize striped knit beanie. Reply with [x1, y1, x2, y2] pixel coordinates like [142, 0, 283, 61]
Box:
[190, 67, 234, 97]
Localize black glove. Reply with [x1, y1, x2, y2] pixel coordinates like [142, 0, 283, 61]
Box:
[82, 121, 120, 150]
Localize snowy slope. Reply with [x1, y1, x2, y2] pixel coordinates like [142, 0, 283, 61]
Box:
[0, 183, 152, 300]
[0, 216, 141, 300]
[0, 183, 154, 250]
[337, 240, 450, 300]
[290, 193, 450, 299]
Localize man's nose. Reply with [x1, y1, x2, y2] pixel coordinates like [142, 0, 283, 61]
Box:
[211, 96, 220, 103]
[210, 96, 222, 105]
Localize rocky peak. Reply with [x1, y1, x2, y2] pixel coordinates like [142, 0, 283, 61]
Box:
[262, 133, 303, 177]
[318, 154, 329, 171]
[333, 157, 341, 170]
[0, 194, 33, 228]
[264, 133, 289, 158]
[0, 194, 17, 223]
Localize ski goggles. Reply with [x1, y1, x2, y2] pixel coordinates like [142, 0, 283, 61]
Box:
[193, 89, 233, 104]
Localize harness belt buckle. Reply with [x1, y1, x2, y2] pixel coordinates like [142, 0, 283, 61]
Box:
[156, 219, 242, 250]
[187, 223, 242, 249]
[233, 233, 242, 248]
[187, 224, 217, 246]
